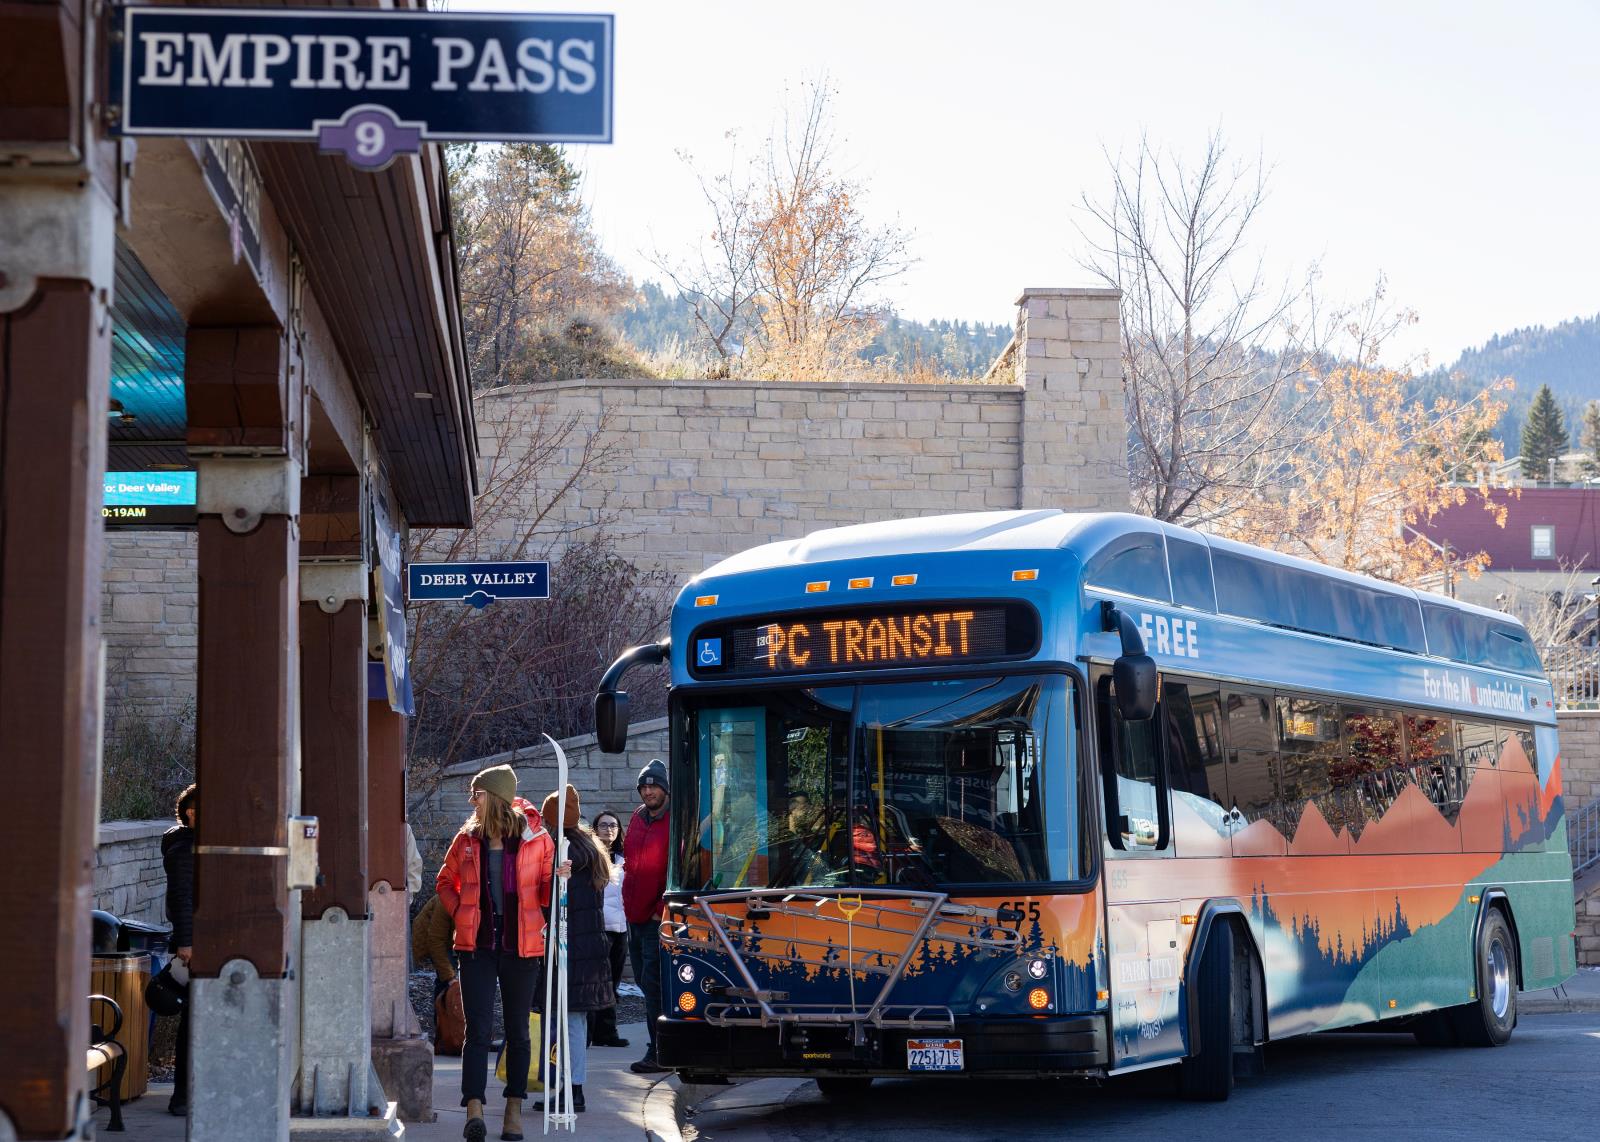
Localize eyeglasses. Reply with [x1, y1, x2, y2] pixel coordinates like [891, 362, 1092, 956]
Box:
[595, 820, 619, 830]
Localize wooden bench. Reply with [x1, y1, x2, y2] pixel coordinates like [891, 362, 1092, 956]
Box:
[87, 993, 127, 1132]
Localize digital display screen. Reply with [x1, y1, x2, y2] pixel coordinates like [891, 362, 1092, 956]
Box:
[102, 471, 197, 527]
[693, 602, 1036, 678]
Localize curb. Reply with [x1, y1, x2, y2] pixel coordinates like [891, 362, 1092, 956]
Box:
[1520, 994, 1600, 1014]
[641, 1076, 682, 1142]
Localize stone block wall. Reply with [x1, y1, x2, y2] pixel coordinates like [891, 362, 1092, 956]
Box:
[474, 286, 1130, 587]
[94, 820, 174, 928]
[1558, 712, 1600, 965]
[102, 530, 198, 725]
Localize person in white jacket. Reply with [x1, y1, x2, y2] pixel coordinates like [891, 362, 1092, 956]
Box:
[587, 810, 631, 1048]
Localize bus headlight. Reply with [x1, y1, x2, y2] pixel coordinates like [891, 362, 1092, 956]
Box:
[1027, 958, 1048, 979]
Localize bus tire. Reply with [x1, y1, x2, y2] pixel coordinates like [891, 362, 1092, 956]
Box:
[1451, 907, 1518, 1047]
[815, 1077, 873, 1099]
[1179, 920, 1236, 1102]
[1410, 1010, 1459, 1047]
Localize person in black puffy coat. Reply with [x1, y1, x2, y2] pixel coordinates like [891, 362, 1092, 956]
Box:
[535, 786, 614, 1114]
[161, 783, 198, 1118]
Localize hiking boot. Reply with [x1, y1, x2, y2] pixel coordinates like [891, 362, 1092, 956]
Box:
[630, 1051, 669, 1075]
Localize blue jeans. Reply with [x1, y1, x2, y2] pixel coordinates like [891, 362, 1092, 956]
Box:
[627, 921, 663, 1053]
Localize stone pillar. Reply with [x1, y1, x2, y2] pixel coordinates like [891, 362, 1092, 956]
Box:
[367, 694, 432, 1122]
[187, 318, 301, 1141]
[1014, 287, 1130, 512]
[296, 543, 372, 1119]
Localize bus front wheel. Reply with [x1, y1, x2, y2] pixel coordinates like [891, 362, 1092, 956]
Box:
[1179, 921, 1238, 1102]
[1451, 907, 1518, 1047]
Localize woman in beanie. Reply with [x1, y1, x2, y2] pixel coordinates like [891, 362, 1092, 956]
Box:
[436, 764, 557, 1142]
[533, 785, 615, 1115]
[585, 810, 630, 1049]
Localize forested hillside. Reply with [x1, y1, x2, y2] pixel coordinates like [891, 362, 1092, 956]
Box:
[614, 281, 1013, 378]
[1416, 313, 1600, 449]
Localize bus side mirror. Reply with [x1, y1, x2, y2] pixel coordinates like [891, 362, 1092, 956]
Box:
[1102, 601, 1159, 721]
[1113, 654, 1159, 721]
[595, 691, 630, 754]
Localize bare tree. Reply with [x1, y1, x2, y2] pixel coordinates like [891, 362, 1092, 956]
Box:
[404, 400, 670, 810]
[1078, 132, 1323, 523]
[450, 143, 632, 387]
[650, 141, 767, 375]
[653, 81, 912, 380]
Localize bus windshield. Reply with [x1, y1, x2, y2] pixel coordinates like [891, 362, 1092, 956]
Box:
[671, 673, 1081, 892]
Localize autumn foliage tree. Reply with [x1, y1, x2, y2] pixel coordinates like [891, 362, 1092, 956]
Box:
[449, 143, 633, 386]
[655, 82, 911, 379]
[1217, 301, 1512, 585]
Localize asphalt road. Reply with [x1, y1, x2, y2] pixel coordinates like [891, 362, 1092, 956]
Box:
[681, 1013, 1600, 1142]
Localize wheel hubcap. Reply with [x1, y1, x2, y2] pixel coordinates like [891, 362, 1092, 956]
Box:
[1487, 937, 1512, 1019]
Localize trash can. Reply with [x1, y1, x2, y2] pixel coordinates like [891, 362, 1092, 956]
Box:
[90, 952, 150, 1102]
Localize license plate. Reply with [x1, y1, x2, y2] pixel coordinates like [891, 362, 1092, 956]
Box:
[906, 1038, 963, 1071]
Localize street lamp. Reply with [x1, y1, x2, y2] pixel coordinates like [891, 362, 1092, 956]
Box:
[1402, 524, 1455, 598]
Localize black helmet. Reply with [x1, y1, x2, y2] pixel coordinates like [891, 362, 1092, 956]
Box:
[145, 962, 186, 1017]
[90, 910, 122, 955]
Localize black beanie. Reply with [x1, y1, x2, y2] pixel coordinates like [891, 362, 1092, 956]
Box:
[637, 758, 669, 793]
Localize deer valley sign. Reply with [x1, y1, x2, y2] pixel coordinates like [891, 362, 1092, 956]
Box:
[113, 7, 613, 168]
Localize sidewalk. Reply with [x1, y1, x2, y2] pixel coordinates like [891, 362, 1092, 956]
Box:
[408, 1021, 677, 1142]
[1519, 963, 1600, 1013]
[91, 1021, 678, 1141]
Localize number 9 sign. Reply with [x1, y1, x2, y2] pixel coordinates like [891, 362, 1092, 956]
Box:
[315, 104, 423, 172]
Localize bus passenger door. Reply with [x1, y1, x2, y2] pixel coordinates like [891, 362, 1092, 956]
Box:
[1095, 671, 1187, 1069]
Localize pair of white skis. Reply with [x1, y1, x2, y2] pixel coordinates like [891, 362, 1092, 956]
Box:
[540, 735, 577, 1133]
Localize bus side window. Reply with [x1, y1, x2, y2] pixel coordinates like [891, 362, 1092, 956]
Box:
[1405, 712, 1461, 822]
[1276, 694, 1345, 851]
[1222, 689, 1283, 855]
[1339, 705, 1403, 836]
[1164, 681, 1227, 808]
[1099, 677, 1166, 851]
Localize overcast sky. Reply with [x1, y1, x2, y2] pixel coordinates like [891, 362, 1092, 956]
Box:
[471, 0, 1599, 365]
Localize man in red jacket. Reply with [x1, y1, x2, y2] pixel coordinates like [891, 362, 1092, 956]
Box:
[623, 758, 671, 1073]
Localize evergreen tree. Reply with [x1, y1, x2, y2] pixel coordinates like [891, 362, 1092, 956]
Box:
[1580, 400, 1600, 479]
[1520, 384, 1569, 480]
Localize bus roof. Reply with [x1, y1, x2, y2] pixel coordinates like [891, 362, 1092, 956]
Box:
[686, 509, 1541, 678]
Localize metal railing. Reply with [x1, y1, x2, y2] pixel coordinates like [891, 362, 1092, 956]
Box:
[1541, 643, 1600, 709]
[1574, 795, 1600, 879]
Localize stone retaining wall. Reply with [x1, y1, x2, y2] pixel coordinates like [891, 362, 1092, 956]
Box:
[94, 819, 174, 929]
[409, 718, 671, 874]
[1558, 712, 1600, 965]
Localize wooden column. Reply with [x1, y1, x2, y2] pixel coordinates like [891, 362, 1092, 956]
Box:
[0, 279, 110, 1139]
[301, 476, 368, 920]
[367, 698, 408, 893]
[188, 325, 299, 979]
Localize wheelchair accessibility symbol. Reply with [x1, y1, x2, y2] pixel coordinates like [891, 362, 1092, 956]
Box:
[697, 638, 722, 667]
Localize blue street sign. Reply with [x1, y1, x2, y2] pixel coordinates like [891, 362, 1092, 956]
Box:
[409, 560, 550, 609]
[113, 8, 613, 168]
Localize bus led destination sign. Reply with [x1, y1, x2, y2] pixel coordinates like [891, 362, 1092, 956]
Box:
[697, 603, 1036, 678]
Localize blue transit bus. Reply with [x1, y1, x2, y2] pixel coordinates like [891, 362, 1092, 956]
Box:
[594, 510, 1576, 1099]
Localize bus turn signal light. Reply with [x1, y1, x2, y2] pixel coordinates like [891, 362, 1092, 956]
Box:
[891, 574, 918, 586]
[806, 581, 830, 593]
[694, 595, 718, 607]
[677, 992, 697, 1013]
[1012, 569, 1038, 581]
[1027, 988, 1050, 1010]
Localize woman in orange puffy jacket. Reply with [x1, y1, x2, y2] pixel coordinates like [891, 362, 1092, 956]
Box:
[436, 764, 558, 1142]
